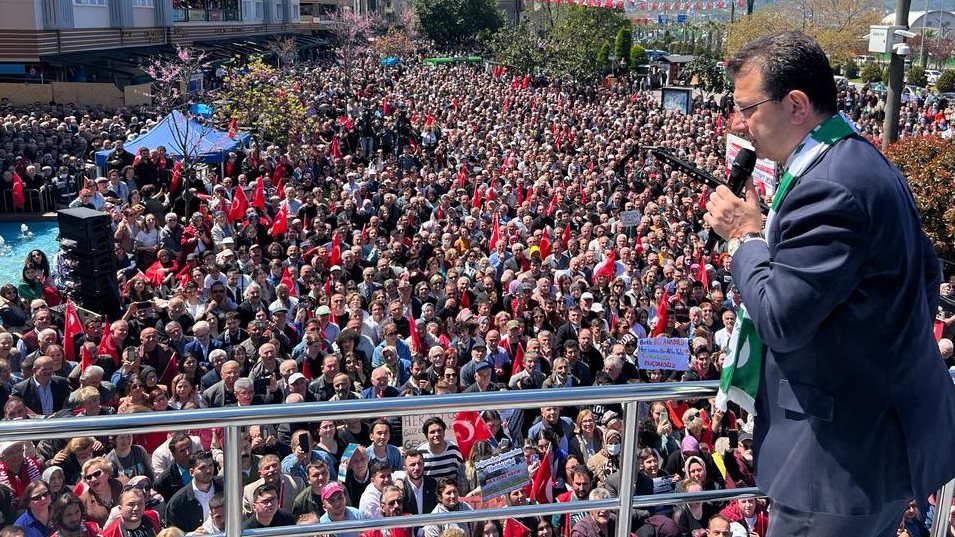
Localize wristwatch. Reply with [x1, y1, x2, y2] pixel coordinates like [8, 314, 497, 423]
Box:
[727, 232, 764, 256]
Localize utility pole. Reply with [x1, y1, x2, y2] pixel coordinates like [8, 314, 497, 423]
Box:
[883, 0, 912, 150]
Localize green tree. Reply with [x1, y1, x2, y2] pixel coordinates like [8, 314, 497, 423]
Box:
[936, 69, 955, 93]
[630, 44, 649, 66]
[860, 62, 882, 83]
[489, 23, 544, 75]
[907, 65, 928, 87]
[541, 5, 628, 80]
[683, 54, 726, 93]
[413, 0, 504, 46]
[597, 41, 611, 73]
[614, 28, 632, 70]
[841, 58, 859, 78]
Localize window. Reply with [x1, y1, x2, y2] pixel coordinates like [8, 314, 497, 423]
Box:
[254, 0, 263, 18]
[274, 1, 284, 20]
[242, 0, 253, 19]
[290, 0, 299, 21]
[132, 0, 155, 6]
[73, 0, 106, 5]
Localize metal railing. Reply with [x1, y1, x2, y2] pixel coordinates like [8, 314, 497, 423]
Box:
[0, 378, 950, 537]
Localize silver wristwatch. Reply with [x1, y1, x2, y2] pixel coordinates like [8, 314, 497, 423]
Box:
[727, 232, 764, 256]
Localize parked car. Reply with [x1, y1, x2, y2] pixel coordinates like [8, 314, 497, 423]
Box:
[926, 70, 942, 85]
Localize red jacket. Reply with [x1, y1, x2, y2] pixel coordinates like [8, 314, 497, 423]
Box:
[720, 501, 768, 537]
[101, 510, 161, 537]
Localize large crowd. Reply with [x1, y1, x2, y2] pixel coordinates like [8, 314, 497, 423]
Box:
[0, 50, 953, 537]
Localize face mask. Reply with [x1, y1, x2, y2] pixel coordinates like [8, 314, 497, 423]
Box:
[606, 443, 621, 456]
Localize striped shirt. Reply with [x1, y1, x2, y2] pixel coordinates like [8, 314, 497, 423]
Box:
[416, 442, 463, 482]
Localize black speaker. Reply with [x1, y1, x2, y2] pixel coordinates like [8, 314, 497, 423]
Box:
[57, 207, 121, 318]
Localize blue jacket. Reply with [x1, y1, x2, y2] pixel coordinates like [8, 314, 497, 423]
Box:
[732, 134, 955, 514]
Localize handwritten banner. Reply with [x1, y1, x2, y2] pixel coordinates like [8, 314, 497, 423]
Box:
[637, 337, 690, 371]
[401, 413, 458, 452]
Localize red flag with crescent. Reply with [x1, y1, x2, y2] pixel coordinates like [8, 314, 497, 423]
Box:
[451, 411, 493, 459]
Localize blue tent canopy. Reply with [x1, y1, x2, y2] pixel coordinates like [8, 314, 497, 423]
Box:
[95, 110, 250, 167]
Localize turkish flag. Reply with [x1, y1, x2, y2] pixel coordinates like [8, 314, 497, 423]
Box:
[330, 136, 342, 159]
[169, 160, 182, 195]
[697, 258, 709, 293]
[228, 118, 238, 139]
[560, 223, 571, 251]
[11, 172, 25, 210]
[592, 249, 616, 283]
[269, 204, 287, 237]
[408, 310, 424, 355]
[546, 194, 559, 217]
[228, 184, 250, 222]
[530, 446, 554, 504]
[472, 183, 482, 209]
[488, 217, 501, 254]
[935, 320, 945, 341]
[456, 164, 468, 188]
[280, 265, 297, 297]
[251, 177, 266, 212]
[98, 321, 119, 365]
[503, 520, 531, 537]
[63, 298, 83, 364]
[538, 229, 551, 261]
[451, 411, 493, 459]
[329, 233, 342, 268]
[511, 342, 525, 377]
[652, 287, 670, 337]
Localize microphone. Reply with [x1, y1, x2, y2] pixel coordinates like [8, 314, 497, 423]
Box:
[705, 148, 758, 253]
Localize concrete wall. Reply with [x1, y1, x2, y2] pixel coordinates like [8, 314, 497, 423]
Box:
[51, 81, 124, 107]
[0, 83, 53, 105]
[124, 83, 153, 107]
[73, 4, 110, 28]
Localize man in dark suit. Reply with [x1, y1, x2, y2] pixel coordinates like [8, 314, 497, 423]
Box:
[398, 450, 437, 516]
[201, 360, 242, 408]
[11, 356, 70, 416]
[183, 320, 225, 367]
[165, 451, 223, 533]
[154, 432, 193, 502]
[706, 31, 955, 536]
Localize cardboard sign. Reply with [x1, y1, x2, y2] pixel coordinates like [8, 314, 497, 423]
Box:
[475, 448, 531, 501]
[401, 412, 458, 452]
[619, 210, 642, 228]
[637, 337, 690, 371]
[726, 133, 777, 196]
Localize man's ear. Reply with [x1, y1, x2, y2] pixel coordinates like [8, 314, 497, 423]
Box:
[787, 90, 814, 126]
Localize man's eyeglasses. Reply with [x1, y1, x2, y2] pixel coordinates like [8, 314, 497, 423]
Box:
[734, 96, 779, 117]
[256, 496, 278, 506]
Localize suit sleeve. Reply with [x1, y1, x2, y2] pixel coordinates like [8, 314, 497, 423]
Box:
[731, 178, 869, 354]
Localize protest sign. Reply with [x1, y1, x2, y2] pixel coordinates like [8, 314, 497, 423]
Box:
[401, 412, 458, 451]
[653, 476, 675, 494]
[619, 210, 642, 227]
[637, 337, 690, 371]
[475, 448, 531, 501]
[338, 443, 359, 483]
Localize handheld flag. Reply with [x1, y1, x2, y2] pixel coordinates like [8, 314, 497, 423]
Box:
[269, 204, 287, 237]
[251, 177, 266, 212]
[530, 446, 554, 504]
[228, 184, 250, 222]
[538, 229, 552, 261]
[228, 118, 238, 139]
[451, 411, 493, 460]
[11, 172, 25, 210]
[651, 287, 669, 337]
[488, 216, 501, 253]
[408, 311, 424, 355]
[63, 298, 83, 363]
[280, 265, 297, 297]
[329, 233, 342, 268]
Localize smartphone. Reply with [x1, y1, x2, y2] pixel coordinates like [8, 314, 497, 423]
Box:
[124, 347, 137, 363]
[136, 301, 151, 309]
[298, 435, 309, 454]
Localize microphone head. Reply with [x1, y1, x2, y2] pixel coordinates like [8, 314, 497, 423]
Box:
[732, 148, 757, 176]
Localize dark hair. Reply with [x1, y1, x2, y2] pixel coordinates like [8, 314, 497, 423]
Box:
[421, 416, 446, 435]
[50, 492, 85, 530]
[369, 461, 392, 477]
[188, 449, 214, 470]
[209, 492, 226, 510]
[21, 481, 49, 512]
[471, 520, 503, 537]
[726, 31, 837, 116]
[253, 483, 279, 500]
[436, 477, 458, 495]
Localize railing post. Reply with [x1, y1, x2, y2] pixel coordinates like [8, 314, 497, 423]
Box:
[223, 425, 244, 537]
[615, 401, 640, 537]
[931, 478, 955, 537]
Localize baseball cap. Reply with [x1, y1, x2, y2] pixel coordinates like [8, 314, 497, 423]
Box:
[316, 305, 331, 315]
[506, 320, 521, 330]
[321, 482, 345, 501]
[474, 361, 492, 373]
[581, 292, 594, 301]
[0, 441, 24, 455]
[289, 372, 307, 385]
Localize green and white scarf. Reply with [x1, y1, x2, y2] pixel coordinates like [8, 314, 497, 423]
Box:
[715, 113, 857, 416]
